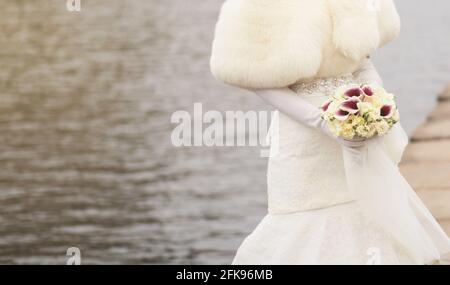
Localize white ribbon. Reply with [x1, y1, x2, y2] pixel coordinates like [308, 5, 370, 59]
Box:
[342, 124, 450, 264]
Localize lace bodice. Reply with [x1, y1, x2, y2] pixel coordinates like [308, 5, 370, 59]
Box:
[290, 74, 355, 97]
[267, 75, 357, 214]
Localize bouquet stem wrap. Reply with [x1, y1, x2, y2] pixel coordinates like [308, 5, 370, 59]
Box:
[342, 124, 450, 264]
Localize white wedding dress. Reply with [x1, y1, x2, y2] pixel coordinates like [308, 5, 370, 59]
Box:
[232, 75, 450, 265]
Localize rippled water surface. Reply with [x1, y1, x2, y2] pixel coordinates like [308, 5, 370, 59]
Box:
[0, 0, 449, 264]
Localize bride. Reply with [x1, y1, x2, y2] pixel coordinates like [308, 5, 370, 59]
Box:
[210, 0, 450, 265]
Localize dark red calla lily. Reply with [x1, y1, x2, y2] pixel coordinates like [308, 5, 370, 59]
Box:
[322, 101, 331, 112]
[340, 98, 360, 114]
[344, 88, 363, 98]
[335, 109, 350, 121]
[380, 105, 394, 118]
[362, 86, 374, 96]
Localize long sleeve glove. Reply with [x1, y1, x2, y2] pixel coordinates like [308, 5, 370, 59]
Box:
[254, 88, 365, 148]
[254, 59, 384, 148]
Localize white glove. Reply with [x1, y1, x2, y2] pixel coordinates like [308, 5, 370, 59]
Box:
[254, 59, 384, 148]
[254, 88, 366, 148]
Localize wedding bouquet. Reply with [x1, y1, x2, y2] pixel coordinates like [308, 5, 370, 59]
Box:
[321, 84, 400, 140]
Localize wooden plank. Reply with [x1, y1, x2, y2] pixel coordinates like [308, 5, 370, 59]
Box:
[402, 140, 450, 162]
[411, 119, 450, 141]
[430, 101, 450, 119]
[400, 162, 450, 189]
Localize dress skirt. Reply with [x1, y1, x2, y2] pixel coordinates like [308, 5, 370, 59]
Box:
[232, 75, 450, 265]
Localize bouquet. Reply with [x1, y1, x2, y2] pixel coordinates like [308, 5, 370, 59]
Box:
[321, 84, 400, 140]
[320, 84, 449, 264]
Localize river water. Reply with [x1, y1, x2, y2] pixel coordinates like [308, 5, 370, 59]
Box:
[0, 0, 449, 264]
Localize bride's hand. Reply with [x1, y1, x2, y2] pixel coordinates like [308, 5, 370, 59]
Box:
[318, 119, 373, 148]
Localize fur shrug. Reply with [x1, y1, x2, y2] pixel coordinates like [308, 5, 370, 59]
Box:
[210, 0, 401, 89]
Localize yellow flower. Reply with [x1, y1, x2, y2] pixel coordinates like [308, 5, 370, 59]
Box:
[351, 116, 365, 127]
[356, 125, 370, 138]
[339, 122, 356, 139]
[375, 120, 390, 135]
